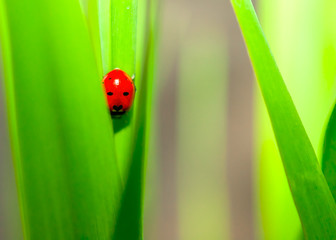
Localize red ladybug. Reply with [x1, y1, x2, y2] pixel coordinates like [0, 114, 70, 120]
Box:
[102, 69, 135, 115]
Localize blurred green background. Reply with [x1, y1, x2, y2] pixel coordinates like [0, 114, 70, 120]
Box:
[1, 0, 336, 239]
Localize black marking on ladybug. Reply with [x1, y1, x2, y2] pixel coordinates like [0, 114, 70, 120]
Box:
[123, 92, 129, 96]
[107, 92, 113, 96]
[113, 105, 123, 111]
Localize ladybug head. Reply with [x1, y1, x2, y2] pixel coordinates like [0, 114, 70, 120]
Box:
[103, 69, 135, 115]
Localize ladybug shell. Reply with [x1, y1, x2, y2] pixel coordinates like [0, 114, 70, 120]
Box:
[103, 69, 135, 114]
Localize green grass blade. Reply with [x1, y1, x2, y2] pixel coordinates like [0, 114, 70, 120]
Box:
[112, 0, 158, 239]
[0, 0, 121, 238]
[93, 0, 138, 179]
[88, 0, 103, 77]
[321, 1, 336, 201]
[256, 0, 336, 238]
[231, 0, 336, 238]
[97, 0, 112, 75]
[110, 0, 138, 75]
[322, 103, 336, 200]
[79, 0, 88, 16]
[110, 0, 138, 179]
[0, 54, 23, 240]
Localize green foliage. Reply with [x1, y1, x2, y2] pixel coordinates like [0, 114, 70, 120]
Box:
[109, 0, 138, 178]
[321, 0, 336, 206]
[257, 0, 336, 238]
[87, 0, 156, 239]
[231, 0, 336, 238]
[111, 0, 158, 238]
[90, 0, 138, 179]
[0, 0, 123, 239]
[322, 103, 336, 200]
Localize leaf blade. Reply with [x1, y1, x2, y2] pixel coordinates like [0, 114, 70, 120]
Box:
[0, 0, 121, 238]
[322, 103, 336, 200]
[112, 0, 158, 238]
[231, 0, 336, 238]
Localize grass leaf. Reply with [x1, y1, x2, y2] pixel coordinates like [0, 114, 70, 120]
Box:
[97, 0, 112, 75]
[231, 0, 336, 238]
[88, 0, 103, 76]
[322, 103, 336, 200]
[110, 0, 139, 178]
[256, 0, 335, 238]
[92, 0, 139, 179]
[0, 0, 121, 238]
[112, 0, 158, 239]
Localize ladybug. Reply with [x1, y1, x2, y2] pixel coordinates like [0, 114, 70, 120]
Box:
[102, 69, 136, 115]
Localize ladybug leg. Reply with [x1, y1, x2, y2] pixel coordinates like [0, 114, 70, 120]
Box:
[110, 110, 126, 117]
[131, 74, 137, 92]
